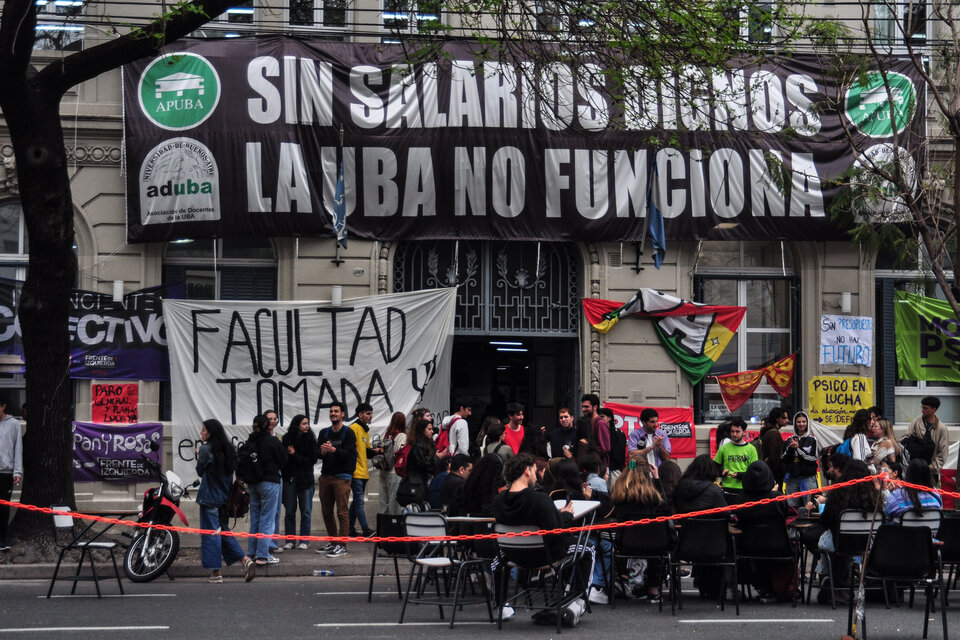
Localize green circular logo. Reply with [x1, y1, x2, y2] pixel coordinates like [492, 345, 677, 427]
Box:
[844, 71, 916, 138]
[138, 53, 220, 131]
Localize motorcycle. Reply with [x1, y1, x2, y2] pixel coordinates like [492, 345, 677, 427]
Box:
[123, 442, 191, 582]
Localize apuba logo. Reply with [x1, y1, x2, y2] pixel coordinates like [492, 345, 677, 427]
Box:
[138, 53, 220, 131]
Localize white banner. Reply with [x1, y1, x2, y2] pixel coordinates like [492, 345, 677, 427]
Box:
[819, 314, 873, 366]
[165, 288, 456, 480]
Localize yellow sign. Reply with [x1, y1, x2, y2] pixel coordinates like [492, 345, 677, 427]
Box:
[808, 376, 874, 426]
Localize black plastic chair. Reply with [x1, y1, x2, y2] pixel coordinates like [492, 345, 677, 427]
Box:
[368, 513, 417, 602]
[815, 509, 881, 609]
[47, 506, 124, 599]
[607, 519, 675, 613]
[736, 516, 801, 606]
[940, 514, 960, 605]
[852, 524, 948, 639]
[671, 518, 739, 615]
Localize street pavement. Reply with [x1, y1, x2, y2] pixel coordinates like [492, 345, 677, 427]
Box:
[1, 572, 955, 639]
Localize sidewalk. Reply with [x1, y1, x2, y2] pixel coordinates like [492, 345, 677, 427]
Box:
[0, 488, 387, 581]
[0, 540, 378, 580]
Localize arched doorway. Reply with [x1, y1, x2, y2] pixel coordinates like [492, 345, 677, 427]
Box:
[394, 240, 581, 429]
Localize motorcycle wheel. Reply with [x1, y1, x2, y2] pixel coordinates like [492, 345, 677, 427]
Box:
[123, 529, 180, 582]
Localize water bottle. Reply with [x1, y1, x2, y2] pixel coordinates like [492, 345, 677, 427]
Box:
[313, 569, 335, 577]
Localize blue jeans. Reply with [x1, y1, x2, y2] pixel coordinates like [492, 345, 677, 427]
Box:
[349, 478, 370, 533]
[199, 505, 245, 570]
[247, 481, 281, 560]
[592, 535, 612, 589]
[283, 480, 315, 537]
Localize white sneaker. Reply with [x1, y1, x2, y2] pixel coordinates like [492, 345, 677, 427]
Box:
[265, 555, 280, 564]
[297, 542, 309, 550]
[587, 587, 609, 605]
[272, 545, 283, 554]
[282, 542, 295, 550]
[500, 605, 515, 620]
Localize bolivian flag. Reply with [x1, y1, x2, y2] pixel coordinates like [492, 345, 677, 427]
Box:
[582, 288, 746, 385]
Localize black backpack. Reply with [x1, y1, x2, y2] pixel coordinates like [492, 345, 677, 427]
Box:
[236, 439, 264, 484]
[608, 423, 627, 471]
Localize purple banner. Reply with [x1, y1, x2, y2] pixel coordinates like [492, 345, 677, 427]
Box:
[0, 280, 180, 380]
[72, 421, 163, 482]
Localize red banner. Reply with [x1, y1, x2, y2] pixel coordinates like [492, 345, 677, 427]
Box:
[942, 469, 956, 510]
[91, 383, 139, 424]
[604, 402, 696, 459]
[714, 370, 764, 411]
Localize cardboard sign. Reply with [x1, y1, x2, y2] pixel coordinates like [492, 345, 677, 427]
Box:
[91, 383, 139, 424]
[820, 314, 873, 366]
[604, 402, 696, 458]
[807, 376, 873, 426]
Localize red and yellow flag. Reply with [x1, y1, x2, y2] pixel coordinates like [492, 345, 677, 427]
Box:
[714, 353, 798, 412]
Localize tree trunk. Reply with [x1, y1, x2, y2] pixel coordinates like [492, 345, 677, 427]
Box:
[3, 80, 78, 538]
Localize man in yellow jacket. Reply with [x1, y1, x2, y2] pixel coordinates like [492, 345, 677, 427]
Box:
[349, 403, 379, 537]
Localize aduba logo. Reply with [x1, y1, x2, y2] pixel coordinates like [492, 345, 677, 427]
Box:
[138, 138, 221, 225]
[138, 53, 220, 131]
[844, 71, 916, 138]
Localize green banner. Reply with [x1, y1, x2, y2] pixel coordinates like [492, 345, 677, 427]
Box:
[895, 290, 960, 382]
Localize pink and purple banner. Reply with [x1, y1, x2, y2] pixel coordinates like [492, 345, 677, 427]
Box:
[72, 421, 163, 482]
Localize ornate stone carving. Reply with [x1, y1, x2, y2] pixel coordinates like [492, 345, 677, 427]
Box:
[66, 145, 122, 165]
[378, 241, 391, 295]
[588, 244, 601, 394]
[0, 145, 16, 194]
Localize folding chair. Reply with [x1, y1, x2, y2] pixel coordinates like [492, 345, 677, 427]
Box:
[368, 513, 417, 602]
[816, 509, 880, 609]
[900, 509, 942, 536]
[495, 523, 589, 633]
[853, 524, 948, 639]
[607, 519, 675, 613]
[47, 506, 124, 598]
[671, 518, 739, 615]
[398, 512, 494, 628]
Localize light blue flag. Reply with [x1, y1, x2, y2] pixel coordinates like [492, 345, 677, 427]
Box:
[648, 163, 666, 269]
[332, 159, 348, 249]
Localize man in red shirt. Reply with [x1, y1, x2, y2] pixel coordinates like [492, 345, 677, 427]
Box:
[503, 403, 525, 454]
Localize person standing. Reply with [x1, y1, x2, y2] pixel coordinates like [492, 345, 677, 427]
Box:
[196, 419, 256, 583]
[757, 407, 788, 483]
[376, 411, 408, 516]
[580, 394, 611, 466]
[548, 408, 579, 459]
[0, 399, 22, 552]
[906, 396, 951, 478]
[439, 401, 472, 457]
[627, 408, 672, 470]
[244, 414, 287, 565]
[348, 402, 377, 538]
[281, 414, 317, 550]
[503, 403, 526, 454]
[713, 417, 757, 502]
[780, 411, 819, 507]
[316, 402, 357, 558]
[264, 409, 282, 556]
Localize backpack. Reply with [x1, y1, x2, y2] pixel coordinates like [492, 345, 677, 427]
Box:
[608, 423, 627, 471]
[224, 478, 250, 519]
[835, 438, 852, 458]
[435, 427, 451, 455]
[235, 439, 264, 484]
[372, 434, 396, 471]
[393, 443, 412, 478]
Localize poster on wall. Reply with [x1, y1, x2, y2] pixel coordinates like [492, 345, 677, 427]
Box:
[820, 315, 872, 366]
[122, 40, 925, 244]
[807, 376, 873, 426]
[0, 279, 176, 380]
[894, 290, 960, 382]
[91, 383, 139, 423]
[72, 421, 162, 482]
[604, 402, 696, 458]
[163, 288, 456, 479]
